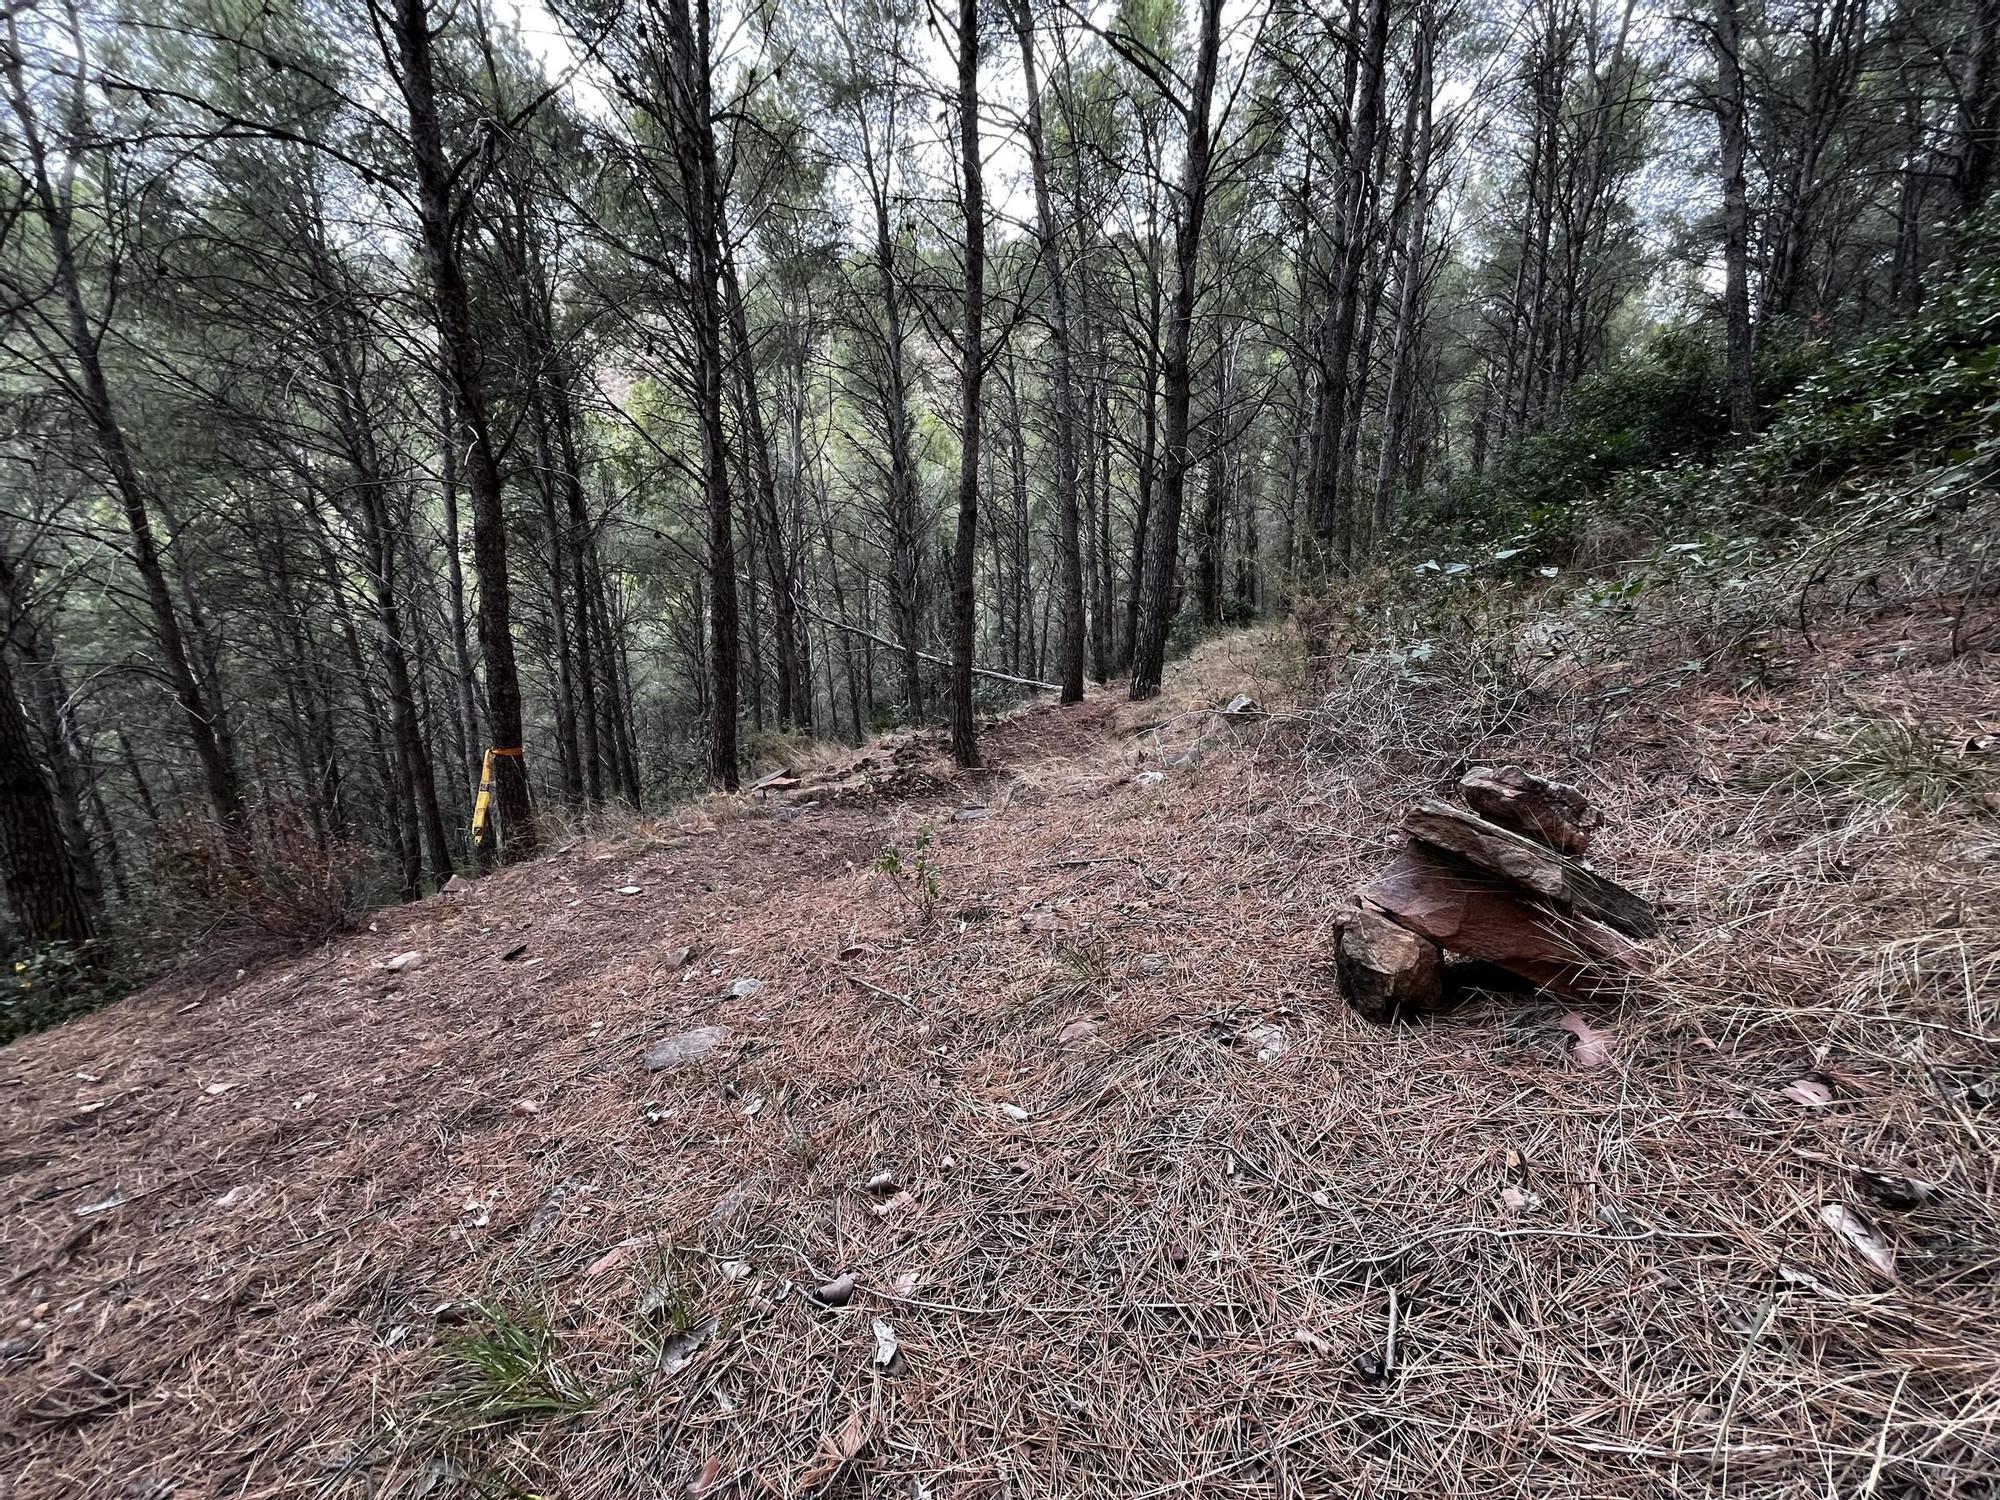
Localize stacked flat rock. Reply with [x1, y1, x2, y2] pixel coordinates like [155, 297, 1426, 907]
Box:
[1337, 766, 1657, 1022]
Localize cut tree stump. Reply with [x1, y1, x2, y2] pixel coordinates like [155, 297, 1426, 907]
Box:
[1459, 765, 1599, 855]
[1401, 800, 1658, 938]
[1361, 845, 1649, 998]
[1337, 909, 1444, 1022]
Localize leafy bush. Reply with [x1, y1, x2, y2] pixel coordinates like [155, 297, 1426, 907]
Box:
[1612, 236, 2000, 536]
[1406, 224, 2000, 560]
[1398, 326, 1732, 557]
[0, 941, 123, 1045]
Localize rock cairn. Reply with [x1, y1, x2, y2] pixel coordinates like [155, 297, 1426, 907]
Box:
[1338, 765, 1658, 1022]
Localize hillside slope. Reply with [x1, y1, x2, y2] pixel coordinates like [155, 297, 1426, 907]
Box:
[3, 622, 1995, 1499]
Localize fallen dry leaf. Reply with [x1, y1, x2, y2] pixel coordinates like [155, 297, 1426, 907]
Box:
[583, 1242, 636, 1279]
[1557, 1012, 1615, 1068]
[1820, 1201, 1896, 1279]
[795, 1406, 867, 1489]
[872, 1317, 904, 1372]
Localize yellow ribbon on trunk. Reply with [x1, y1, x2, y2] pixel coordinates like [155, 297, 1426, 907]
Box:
[471, 748, 525, 846]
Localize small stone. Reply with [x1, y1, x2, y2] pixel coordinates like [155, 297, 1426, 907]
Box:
[723, 978, 763, 1000]
[812, 1273, 856, 1307]
[643, 1025, 733, 1071]
[381, 951, 424, 974]
[1336, 910, 1443, 1023]
[1856, 1171, 1934, 1212]
[1222, 694, 1264, 719]
[1057, 1018, 1099, 1045]
[1458, 764, 1600, 855]
[1245, 1021, 1289, 1062]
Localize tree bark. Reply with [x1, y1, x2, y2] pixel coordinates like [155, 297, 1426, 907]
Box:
[1011, 0, 1085, 705]
[1714, 0, 1757, 438]
[386, 0, 537, 856]
[659, 0, 741, 787]
[3, 20, 243, 832]
[0, 643, 95, 947]
[1129, 0, 1224, 700]
[1303, 0, 1391, 558]
[948, 0, 986, 767]
[722, 242, 811, 732]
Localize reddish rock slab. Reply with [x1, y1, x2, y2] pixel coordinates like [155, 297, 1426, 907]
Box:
[1460, 764, 1600, 855]
[1402, 800, 1658, 938]
[1361, 845, 1648, 998]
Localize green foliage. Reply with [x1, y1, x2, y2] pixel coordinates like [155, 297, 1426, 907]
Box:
[1400, 326, 1732, 557]
[0, 942, 123, 1046]
[1414, 234, 2000, 569]
[427, 1299, 595, 1432]
[875, 825, 941, 920]
[1614, 237, 2000, 536]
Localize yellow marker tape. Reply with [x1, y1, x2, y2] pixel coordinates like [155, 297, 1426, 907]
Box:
[471, 748, 526, 845]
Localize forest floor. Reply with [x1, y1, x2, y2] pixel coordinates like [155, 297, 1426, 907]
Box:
[3, 591, 1997, 1499]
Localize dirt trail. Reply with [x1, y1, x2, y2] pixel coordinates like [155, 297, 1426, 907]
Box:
[2, 627, 1994, 1499]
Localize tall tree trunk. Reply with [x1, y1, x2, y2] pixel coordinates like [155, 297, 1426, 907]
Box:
[3, 21, 243, 831]
[1303, 0, 1391, 558]
[438, 374, 483, 797]
[1958, 0, 2000, 220]
[1714, 0, 1757, 438]
[319, 296, 454, 887]
[551, 382, 604, 804]
[660, 0, 741, 787]
[1371, 19, 1435, 551]
[1129, 0, 1225, 700]
[1011, 0, 1085, 705]
[387, 0, 537, 857]
[948, 0, 986, 767]
[722, 243, 810, 733]
[0, 642, 95, 947]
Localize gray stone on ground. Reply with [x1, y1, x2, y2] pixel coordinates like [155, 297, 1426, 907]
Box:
[1460, 764, 1600, 855]
[1336, 909, 1444, 1022]
[643, 1025, 732, 1071]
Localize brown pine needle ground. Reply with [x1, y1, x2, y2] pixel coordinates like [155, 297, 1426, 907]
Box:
[3, 594, 1996, 1499]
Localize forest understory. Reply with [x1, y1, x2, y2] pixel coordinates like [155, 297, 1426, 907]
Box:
[3, 522, 1995, 1497]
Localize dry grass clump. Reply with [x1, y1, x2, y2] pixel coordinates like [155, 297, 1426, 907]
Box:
[1279, 512, 1999, 1496]
[1, 529, 1994, 1498]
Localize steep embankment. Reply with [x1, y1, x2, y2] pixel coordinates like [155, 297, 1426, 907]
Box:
[2, 618, 1995, 1499]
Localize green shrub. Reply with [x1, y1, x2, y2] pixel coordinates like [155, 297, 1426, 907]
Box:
[1399, 325, 1732, 557]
